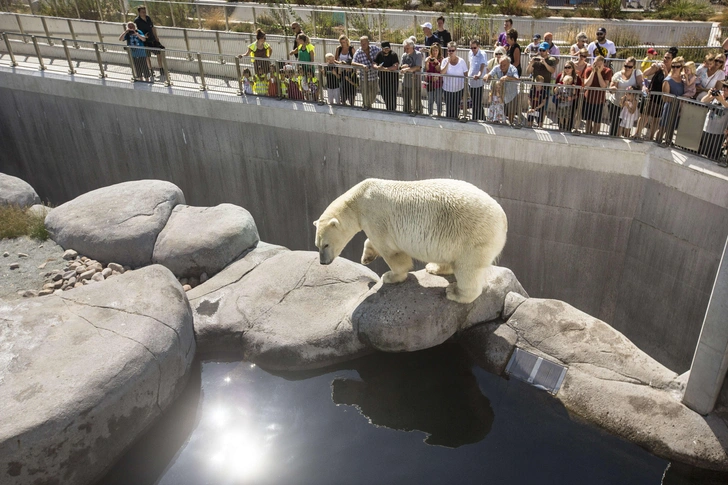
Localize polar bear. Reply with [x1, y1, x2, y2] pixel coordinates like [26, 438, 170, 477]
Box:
[313, 178, 508, 304]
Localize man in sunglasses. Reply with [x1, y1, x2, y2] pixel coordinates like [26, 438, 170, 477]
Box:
[526, 42, 557, 84]
[587, 28, 616, 65]
[468, 39, 488, 120]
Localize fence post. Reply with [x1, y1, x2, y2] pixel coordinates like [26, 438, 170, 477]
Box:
[40, 17, 53, 46]
[31, 36, 45, 71]
[410, 72, 418, 117]
[119, 0, 126, 21]
[93, 42, 105, 77]
[161, 51, 171, 86]
[234, 56, 243, 95]
[317, 67, 325, 105]
[95, 21, 105, 51]
[96, 0, 104, 22]
[196, 3, 202, 30]
[67, 19, 78, 48]
[61, 39, 75, 74]
[321, 38, 326, 57]
[312, 10, 317, 39]
[377, 13, 382, 42]
[461, 75, 469, 122]
[169, 2, 176, 27]
[26, 0, 33, 15]
[15, 14, 26, 42]
[125, 46, 137, 81]
[572, 84, 584, 135]
[215, 30, 224, 64]
[196, 52, 207, 91]
[252, 7, 257, 31]
[72, 0, 80, 19]
[361, 68, 369, 110]
[413, 15, 417, 39]
[284, 34, 289, 60]
[183, 29, 192, 60]
[3, 33, 18, 67]
[344, 12, 348, 38]
[224, 6, 229, 31]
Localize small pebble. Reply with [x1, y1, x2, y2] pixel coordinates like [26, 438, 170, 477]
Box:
[91, 272, 104, 282]
[180, 278, 189, 286]
[9, 263, 20, 270]
[70, 262, 81, 269]
[74, 282, 83, 288]
[183, 284, 192, 292]
[53, 289, 62, 295]
[37, 262, 48, 269]
[108, 263, 124, 273]
[76, 266, 87, 275]
[200, 272, 209, 284]
[38, 244, 44, 248]
[67, 276, 77, 286]
[101, 268, 112, 278]
[63, 270, 76, 280]
[3, 252, 9, 257]
[78, 269, 95, 281]
[38, 289, 54, 296]
[53, 280, 63, 289]
[52, 273, 63, 282]
[62, 249, 78, 260]
[43, 283, 54, 290]
[18, 253, 28, 258]
[20, 290, 37, 298]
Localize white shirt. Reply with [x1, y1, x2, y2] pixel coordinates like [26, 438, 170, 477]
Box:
[587, 39, 617, 60]
[441, 57, 468, 92]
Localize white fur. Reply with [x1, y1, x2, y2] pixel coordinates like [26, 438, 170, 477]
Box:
[313, 178, 508, 304]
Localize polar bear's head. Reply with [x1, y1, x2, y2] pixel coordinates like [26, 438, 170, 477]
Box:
[313, 217, 350, 265]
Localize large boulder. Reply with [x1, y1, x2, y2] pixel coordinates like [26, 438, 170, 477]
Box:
[45, 180, 185, 268]
[481, 296, 728, 471]
[153, 203, 259, 278]
[191, 250, 379, 370]
[0, 173, 41, 207]
[0, 265, 196, 485]
[353, 266, 527, 352]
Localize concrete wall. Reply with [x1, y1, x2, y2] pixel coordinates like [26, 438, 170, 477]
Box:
[1, 68, 727, 372]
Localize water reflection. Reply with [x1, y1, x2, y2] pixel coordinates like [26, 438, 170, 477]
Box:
[331, 344, 494, 448]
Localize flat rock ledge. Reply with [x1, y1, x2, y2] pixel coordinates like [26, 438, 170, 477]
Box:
[0, 265, 196, 485]
[461, 294, 728, 472]
[45, 180, 185, 268]
[0, 172, 41, 207]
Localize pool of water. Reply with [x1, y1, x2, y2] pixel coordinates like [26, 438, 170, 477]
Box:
[99, 343, 726, 485]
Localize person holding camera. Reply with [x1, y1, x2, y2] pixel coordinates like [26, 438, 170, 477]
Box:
[699, 82, 728, 163]
[119, 22, 149, 82]
[526, 42, 557, 84]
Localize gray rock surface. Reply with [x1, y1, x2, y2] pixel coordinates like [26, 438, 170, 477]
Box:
[26, 204, 52, 218]
[153, 203, 259, 278]
[191, 249, 378, 370]
[0, 173, 40, 207]
[354, 267, 527, 352]
[496, 296, 728, 471]
[45, 180, 185, 268]
[0, 265, 196, 485]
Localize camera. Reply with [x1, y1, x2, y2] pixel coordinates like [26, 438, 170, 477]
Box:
[711, 89, 720, 96]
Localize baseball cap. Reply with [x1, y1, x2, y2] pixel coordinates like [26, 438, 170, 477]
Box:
[533, 33, 541, 40]
[421, 22, 432, 29]
[539, 42, 550, 51]
[647, 48, 657, 55]
[597, 27, 606, 34]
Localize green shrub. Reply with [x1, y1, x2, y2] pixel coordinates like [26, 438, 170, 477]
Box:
[655, 0, 712, 21]
[598, 0, 623, 19]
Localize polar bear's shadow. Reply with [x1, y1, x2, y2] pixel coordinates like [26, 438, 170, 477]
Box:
[330, 343, 494, 448]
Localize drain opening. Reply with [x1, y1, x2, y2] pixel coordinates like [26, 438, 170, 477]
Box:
[505, 348, 568, 395]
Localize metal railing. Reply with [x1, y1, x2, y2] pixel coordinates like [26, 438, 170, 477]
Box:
[1, 30, 726, 167]
[0, 2, 718, 48]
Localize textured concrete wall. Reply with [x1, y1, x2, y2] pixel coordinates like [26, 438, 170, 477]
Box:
[1, 69, 727, 372]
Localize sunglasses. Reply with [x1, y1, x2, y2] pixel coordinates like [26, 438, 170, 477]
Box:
[539, 49, 547, 52]
[624, 65, 634, 69]
[448, 49, 456, 52]
[579, 54, 587, 58]
[564, 66, 573, 69]
[495, 53, 503, 56]
[471, 46, 479, 50]
[672, 64, 683, 68]
[717, 60, 726, 65]
[596, 33, 605, 36]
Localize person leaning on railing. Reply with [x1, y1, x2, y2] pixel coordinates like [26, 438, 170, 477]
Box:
[607, 56, 643, 137]
[655, 55, 685, 144]
[400, 39, 423, 115]
[637, 47, 677, 141]
[373, 41, 399, 112]
[581, 55, 613, 135]
[351, 36, 381, 110]
[335, 35, 357, 107]
[484, 56, 519, 125]
[699, 81, 728, 166]
[424, 43, 444, 117]
[134, 6, 165, 81]
[440, 41, 467, 120]
[240, 29, 271, 74]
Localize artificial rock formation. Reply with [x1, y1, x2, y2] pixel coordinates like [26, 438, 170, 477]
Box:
[45, 180, 185, 268]
[0, 265, 196, 485]
[0, 172, 41, 207]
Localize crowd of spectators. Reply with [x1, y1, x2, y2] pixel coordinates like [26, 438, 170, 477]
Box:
[121, 9, 728, 166]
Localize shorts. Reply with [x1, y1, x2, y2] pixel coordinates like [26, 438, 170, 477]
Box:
[582, 101, 604, 123]
[144, 37, 165, 56]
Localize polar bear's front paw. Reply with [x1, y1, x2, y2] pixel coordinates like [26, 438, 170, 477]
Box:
[382, 271, 407, 284]
[445, 283, 479, 304]
[426, 263, 454, 275]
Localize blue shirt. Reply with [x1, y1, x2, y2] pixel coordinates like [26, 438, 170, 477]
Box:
[488, 64, 520, 103]
[468, 49, 488, 88]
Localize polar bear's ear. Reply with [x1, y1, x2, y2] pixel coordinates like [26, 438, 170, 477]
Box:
[327, 218, 339, 228]
[313, 220, 319, 227]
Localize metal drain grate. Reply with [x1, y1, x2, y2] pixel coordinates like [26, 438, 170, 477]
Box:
[505, 348, 568, 395]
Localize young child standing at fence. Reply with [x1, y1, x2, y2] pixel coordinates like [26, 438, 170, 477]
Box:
[267, 64, 280, 98]
[487, 81, 505, 123]
[527, 75, 547, 128]
[556, 75, 575, 131]
[682, 61, 697, 99]
[119, 22, 150, 82]
[242, 68, 253, 95]
[253, 64, 268, 95]
[619, 87, 639, 138]
[324, 53, 341, 105]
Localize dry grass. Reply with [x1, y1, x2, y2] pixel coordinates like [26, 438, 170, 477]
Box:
[0, 205, 50, 241]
